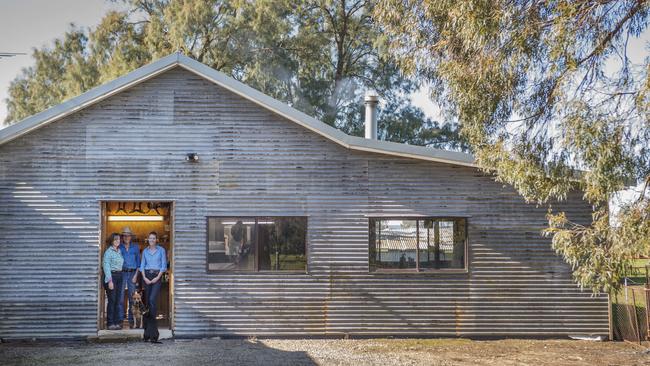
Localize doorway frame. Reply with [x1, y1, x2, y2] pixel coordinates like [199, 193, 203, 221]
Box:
[97, 199, 176, 332]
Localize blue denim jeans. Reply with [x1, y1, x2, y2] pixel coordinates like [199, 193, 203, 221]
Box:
[118, 271, 137, 323]
[144, 270, 162, 319]
[104, 271, 124, 327]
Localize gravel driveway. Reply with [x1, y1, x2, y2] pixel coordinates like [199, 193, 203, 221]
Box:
[1, 338, 647, 366]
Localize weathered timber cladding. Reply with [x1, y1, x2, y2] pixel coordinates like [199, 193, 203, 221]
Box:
[0, 67, 608, 339]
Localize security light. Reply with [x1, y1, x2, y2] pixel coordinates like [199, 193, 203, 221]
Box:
[186, 153, 199, 162]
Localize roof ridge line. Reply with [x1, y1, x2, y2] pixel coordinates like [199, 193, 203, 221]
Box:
[0, 53, 476, 168]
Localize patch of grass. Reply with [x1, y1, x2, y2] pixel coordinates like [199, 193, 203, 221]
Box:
[627, 259, 649, 282]
[612, 286, 646, 306]
[362, 338, 473, 352]
[612, 259, 648, 303]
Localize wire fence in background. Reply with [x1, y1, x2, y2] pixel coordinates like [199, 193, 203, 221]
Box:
[612, 278, 648, 343]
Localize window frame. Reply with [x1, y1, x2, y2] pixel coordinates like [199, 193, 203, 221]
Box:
[368, 216, 469, 274]
[205, 216, 309, 274]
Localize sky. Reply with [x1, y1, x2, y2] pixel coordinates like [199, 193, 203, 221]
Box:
[0, 0, 122, 124]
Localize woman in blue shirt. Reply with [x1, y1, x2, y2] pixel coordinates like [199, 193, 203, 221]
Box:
[140, 231, 167, 325]
[102, 233, 124, 330]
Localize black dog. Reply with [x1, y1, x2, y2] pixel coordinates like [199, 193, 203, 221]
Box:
[142, 307, 161, 343]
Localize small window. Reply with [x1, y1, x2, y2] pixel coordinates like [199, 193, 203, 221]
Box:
[369, 217, 467, 272]
[207, 217, 307, 272]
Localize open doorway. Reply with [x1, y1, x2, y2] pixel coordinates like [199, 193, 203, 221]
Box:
[99, 201, 174, 331]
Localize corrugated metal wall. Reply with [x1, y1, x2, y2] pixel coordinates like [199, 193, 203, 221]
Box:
[0, 67, 609, 339]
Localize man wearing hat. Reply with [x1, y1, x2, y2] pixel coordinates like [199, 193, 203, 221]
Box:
[118, 227, 141, 328]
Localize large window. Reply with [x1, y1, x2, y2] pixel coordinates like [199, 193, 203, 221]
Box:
[369, 217, 467, 272]
[207, 217, 307, 272]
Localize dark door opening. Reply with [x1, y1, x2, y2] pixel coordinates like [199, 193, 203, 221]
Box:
[99, 201, 174, 330]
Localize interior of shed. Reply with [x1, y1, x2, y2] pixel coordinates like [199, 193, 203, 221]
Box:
[99, 201, 173, 330]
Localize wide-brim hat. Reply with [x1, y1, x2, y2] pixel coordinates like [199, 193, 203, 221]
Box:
[121, 226, 134, 236]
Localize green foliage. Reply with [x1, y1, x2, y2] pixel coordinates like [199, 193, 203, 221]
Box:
[6, 27, 98, 122]
[375, 0, 650, 292]
[4, 0, 466, 151]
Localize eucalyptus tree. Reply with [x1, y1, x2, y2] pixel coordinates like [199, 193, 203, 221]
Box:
[375, 0, 650, 292]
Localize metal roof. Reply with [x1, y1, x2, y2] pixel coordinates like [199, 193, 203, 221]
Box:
[0, 52, 476, 167]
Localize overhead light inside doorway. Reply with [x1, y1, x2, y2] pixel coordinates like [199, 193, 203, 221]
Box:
[108, 215, 164, 222]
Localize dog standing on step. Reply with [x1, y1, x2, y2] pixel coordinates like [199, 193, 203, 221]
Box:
[131, 290, 145, 329]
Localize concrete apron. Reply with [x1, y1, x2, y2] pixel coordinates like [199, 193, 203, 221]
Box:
[90, 329, 173, 343]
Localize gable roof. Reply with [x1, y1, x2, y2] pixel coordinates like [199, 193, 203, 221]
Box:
[0, 53, 475, 167]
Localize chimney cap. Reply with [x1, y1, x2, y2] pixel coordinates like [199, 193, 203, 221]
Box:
[364, 94, 379, 103]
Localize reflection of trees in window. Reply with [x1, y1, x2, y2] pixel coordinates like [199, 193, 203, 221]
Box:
[207, 217, 307, 272]
[259, 218, 307, 271]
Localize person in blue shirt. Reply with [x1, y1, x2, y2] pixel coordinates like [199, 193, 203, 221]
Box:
[140, 231, 167, 324]
[118, 226, 141, 329]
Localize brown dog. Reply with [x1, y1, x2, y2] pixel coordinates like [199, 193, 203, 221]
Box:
[131, 291, 145, 329]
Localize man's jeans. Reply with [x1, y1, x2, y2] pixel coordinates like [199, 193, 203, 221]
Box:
[118, 271, 137, 323]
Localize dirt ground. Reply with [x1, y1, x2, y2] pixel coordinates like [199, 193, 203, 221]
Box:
[0, 338, 648, 366]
